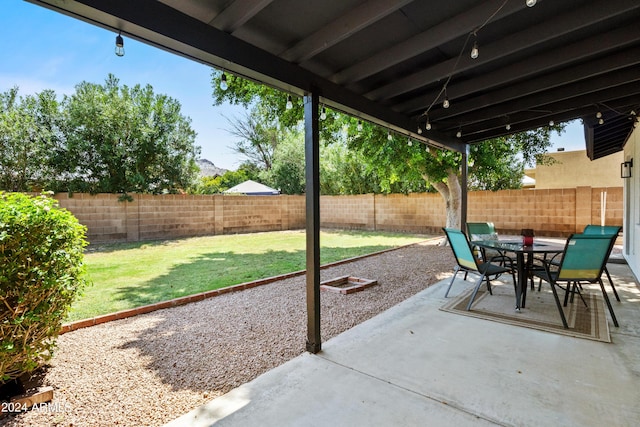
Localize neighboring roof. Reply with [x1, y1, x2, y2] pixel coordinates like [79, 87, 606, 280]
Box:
[223, 180, 280, 195]
[30, 0, 640, 154]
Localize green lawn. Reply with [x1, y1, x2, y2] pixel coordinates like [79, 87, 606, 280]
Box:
[70, 230, 430, 321]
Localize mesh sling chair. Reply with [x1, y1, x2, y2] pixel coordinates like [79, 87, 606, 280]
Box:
[583, 225, 622, 302]
[466, 222, 502, 262]
[536, 225, 622, 299]
[443, 228, 516, 311]
[532, 234, 619, 328]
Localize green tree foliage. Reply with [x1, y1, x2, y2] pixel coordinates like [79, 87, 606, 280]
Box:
[193, 169, 250, 194]
[211, 71, 563, 225]
[224, 106, 282, 170]
[0, 192, 89, 382]
[60, 74, 200, 196]
[264, 130, 306, 194]
[0, 88, 63, 191]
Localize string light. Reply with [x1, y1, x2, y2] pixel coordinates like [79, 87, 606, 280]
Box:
[286, 95, 293, 110]
[320, 107, 327, 120]
[220, 74, 228, 91]
[407, 138, 413, 146]
[526, 0, 537, 7]
[417, 126, 423, 134]
[549, 120, 554, 126]
[470, 33, 479, 59]
[357, 120, 363, 132]
[456, 129, 462, 138]
[470, 42, 479, 59]
[596, 111, 602, 119]
[598, 118, 604, 125]
[425, 118, 432, 130]
[115, 32, 124, 57]
[506, 124, 511, 130]
[387, 131, 393, 141]
[422, 0, 522, 132]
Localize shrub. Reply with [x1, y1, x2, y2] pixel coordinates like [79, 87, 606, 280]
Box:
[0, 192, 89, 383]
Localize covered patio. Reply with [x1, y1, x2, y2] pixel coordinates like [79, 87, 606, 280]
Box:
[24, 1, 640, 425]
[164, 260, 640, 426]
[28, 0, 640, 352]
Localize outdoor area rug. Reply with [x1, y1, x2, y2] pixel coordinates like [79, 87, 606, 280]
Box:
[440, 282, 611, 343]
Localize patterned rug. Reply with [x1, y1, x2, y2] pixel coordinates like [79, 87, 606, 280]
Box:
[440, 281, 611, 343]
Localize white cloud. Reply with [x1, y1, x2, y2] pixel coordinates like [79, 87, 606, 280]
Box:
[0, 73, 75, 96]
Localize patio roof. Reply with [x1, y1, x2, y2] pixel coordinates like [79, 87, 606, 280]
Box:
[28, 0, 640, 154]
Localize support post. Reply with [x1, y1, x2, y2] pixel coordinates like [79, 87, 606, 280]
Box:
[304, 91, 321, 353]
[461, 144, 469, 232]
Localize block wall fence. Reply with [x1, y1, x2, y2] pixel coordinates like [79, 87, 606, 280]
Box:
[53, 186, 622, 243]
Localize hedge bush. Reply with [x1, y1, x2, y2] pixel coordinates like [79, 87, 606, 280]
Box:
[0, 192, 89, 383]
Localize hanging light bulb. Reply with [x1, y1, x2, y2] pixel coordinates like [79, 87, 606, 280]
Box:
[357, 120, 363, 132]
[442, 87, 450, 109]
[387, 131, 393, 141]
[456, 130, 462, 138]
[286, 95, 293, 110]
[596, 111, 602, 119]
[320, 107, 327, 120]
[417, 126, 423, 134]
[598, 118, 605, 125]
[115, 32, 125, 57]
[630, 110, 636, 116]
[526, 0, 537, 7]
[506, 124, 511, 130]
[407, 138, 413, 146]
[220, 74, 228, 91]
[470, 40, 479, 59]
[549, 120, 555, 126]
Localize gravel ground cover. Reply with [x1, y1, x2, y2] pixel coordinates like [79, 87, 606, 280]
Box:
[1, 239, 452, 427]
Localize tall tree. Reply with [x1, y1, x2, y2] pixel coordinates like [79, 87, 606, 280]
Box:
[61, 74, 200, 196]
[0, 88, 63, 191]
[224, 106, 282, 170]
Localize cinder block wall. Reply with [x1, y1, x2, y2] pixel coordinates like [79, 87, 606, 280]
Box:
[54, 187, 623, 243]
[375, 193, 445, 233]
[321, 194, 375, 229]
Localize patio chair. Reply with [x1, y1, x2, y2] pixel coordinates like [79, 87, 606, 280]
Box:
[443, 228, 516, 311]
[537, 225, 622, 298]
[466, 222, 501, 262]
[583, 225, 622, 301]
[532, 234, 619, 328]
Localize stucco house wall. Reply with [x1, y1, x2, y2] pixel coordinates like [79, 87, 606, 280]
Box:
[531, 149, 624, 189]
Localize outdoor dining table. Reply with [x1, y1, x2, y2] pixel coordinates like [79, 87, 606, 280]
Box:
[472, 239, 566, 311]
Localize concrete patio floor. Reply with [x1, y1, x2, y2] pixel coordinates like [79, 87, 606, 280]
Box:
[165, 260, 640, 427]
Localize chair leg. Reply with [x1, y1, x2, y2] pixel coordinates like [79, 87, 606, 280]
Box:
[598, 278, 619, 327]
[549, 281, 569, 328]
[484, 276, 493, 295]
[563, 282, 571, 306]
[445, 267, 460, 298]
[466, 273, 487, 311]
[604, 266, 621, 302]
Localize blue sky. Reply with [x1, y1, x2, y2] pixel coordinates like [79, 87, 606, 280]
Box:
[2, 0, 584, 170]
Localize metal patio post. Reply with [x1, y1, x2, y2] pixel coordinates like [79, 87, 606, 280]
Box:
[304, 91, 321, 353]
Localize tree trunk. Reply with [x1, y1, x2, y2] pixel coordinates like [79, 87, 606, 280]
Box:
[424, 170, 462, 229]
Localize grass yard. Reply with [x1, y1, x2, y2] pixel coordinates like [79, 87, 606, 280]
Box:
[71, 229, 431, 321]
